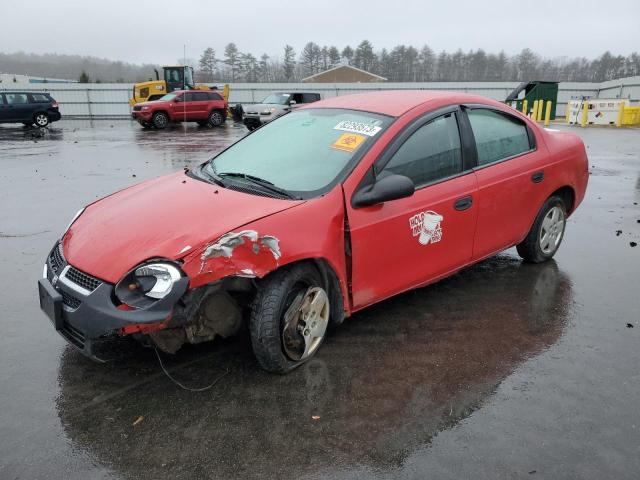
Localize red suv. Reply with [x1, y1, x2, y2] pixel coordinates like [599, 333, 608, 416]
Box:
[131, 90, 227, 129]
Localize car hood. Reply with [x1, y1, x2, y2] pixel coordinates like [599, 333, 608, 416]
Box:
[244, 103, 285, 114]
[63, 171, 303, 283]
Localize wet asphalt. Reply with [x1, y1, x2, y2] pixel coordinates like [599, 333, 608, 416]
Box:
[0, 120, 638, 480]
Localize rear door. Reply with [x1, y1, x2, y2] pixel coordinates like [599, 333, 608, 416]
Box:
[4, 93, 32, 122]
[346, 107, 479, 309]
[0, 94, 9, 121]
[462, 106, 548, 260]
[192, 91, 210, 119]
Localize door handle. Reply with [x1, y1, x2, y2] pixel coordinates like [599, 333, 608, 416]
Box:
[531, 171, 544, 183]
[454, 195, 473, 211]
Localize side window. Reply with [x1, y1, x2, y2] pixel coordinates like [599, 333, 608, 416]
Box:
[291, 93, 304, 104]
[184, 92, 197, 102]
[29, 93, 50, 103]
[208, 92, 223, 101]
[303, 93, 320, 103]
[6, 93, 29, 105]
[193, 92, 209, 101]
[467, 109, 532, 166]
[382, 112, 463, 188]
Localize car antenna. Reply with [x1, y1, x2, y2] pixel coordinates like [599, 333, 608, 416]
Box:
[183, 43, 188, 166]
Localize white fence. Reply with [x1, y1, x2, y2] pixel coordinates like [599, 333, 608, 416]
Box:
[2, 77, 638, 119]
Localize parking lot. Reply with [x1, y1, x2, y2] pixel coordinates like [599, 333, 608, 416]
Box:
[0, 120, 639, 479]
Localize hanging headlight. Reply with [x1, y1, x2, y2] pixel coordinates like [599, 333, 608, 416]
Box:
[115, 262, 183, 309]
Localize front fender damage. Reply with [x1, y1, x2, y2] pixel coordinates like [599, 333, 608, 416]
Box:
[196, 229, 281, 281]
[145, 230, 282, 354]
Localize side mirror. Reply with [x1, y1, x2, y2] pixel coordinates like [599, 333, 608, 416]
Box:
[289, 100, 297, 106]
[174, 96, 183, 103]
[352, 174, 415, 208]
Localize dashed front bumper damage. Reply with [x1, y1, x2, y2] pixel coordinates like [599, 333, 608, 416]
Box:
[38, 243, 188, 362]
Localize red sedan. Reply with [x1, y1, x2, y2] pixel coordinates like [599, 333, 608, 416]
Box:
[38, 91, 588, 373]
[131, 89, 227, 129]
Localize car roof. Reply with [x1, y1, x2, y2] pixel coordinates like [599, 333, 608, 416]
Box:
[302, 90, 504, 117]
[0, 91, 49, 95]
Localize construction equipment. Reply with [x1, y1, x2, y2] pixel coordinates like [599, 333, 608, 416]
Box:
[128, 66, 229, 107]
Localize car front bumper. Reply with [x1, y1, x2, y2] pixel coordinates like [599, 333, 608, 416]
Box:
[131, 110, 152, 121]
[242, 114, 274, 130]
[38, 243, 188, 361]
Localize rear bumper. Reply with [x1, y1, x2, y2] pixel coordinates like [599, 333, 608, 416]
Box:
[38, 243, 188, 361]
[48, 111, 62, 122]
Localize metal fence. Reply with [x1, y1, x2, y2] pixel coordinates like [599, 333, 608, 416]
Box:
[2, 77, 638, 119]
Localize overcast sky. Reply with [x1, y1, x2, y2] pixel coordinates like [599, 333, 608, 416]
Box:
[2, 0, 638, 64]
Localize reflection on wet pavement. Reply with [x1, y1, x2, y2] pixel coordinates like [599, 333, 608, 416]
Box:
[55, 256, 571, 480]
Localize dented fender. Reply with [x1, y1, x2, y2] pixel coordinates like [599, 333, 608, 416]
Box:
[181, 187, 351, 315]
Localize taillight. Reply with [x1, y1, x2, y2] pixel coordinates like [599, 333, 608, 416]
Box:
[52, 101, 59, 108]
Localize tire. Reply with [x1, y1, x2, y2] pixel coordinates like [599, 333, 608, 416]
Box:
[250, 263, 330, 374]
[152, 111, 169, 129]
[517, 195, 567, 263]
[34, 113, 49, 127]
[208, 110, 225, 127]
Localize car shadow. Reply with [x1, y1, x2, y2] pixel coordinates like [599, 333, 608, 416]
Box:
[55, 254, 573, 480]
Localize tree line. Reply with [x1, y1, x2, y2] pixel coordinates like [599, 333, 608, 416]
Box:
[2, 45, 639, 84]
[199, 41, 640, 83]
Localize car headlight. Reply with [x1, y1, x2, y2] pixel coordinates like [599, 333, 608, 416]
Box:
[115, 262, 183, 308]
[65, 208, 85, 233]
[141, 106, 150, 111]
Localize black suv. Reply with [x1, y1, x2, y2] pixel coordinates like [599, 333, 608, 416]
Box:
[0, 92, 62, 127]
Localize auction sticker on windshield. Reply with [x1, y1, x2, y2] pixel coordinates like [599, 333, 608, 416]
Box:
[334, 121, 382, 137]
[332, 133, 366, 153]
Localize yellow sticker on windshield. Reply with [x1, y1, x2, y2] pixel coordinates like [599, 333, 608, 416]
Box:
[332, 133, 366, 153]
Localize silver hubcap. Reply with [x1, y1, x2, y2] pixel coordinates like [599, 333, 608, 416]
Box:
[539, 206, 565, 254]
[156, 114, 167, 127]
[36, 114, 48, 126]
[282, 286, 329, 361]
[211, 112, 222, 124]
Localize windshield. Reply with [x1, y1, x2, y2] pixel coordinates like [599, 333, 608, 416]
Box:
[262, 93, 291, 105]
[159, 93, 177, 101]
[203, 108, 392, 196]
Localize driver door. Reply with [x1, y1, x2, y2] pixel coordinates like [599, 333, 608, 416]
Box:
[345, 109, 478, 309]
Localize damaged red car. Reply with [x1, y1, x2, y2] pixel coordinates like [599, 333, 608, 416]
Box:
[38, 91, 588, 373]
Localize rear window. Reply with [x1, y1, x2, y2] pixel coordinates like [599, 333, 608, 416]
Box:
[208, 92, 223, 101]
[467, 109, 533, 166]
[29, 93, 50, 103]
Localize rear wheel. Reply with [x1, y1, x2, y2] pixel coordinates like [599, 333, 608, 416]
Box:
[517, 195, 567, 263]
[34, 113, 49, 127]
[152, 111, 169, 129]
[208, 110, 225, 127]
[250, 264, 330, 374]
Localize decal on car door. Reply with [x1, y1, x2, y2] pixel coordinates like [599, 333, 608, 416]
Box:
[409, 211, 443, 245]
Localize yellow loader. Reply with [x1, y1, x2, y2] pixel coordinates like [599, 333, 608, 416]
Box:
[128, 66, 229, 107]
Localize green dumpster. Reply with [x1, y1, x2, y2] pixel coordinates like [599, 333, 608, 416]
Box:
[506, 81, 559, 120]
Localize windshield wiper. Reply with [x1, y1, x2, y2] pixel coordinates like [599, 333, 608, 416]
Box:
[196, 165, 225, 187]
[218, 172, 299, 200]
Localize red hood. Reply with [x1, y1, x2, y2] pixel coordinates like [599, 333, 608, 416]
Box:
[63, 172, 303, 283]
